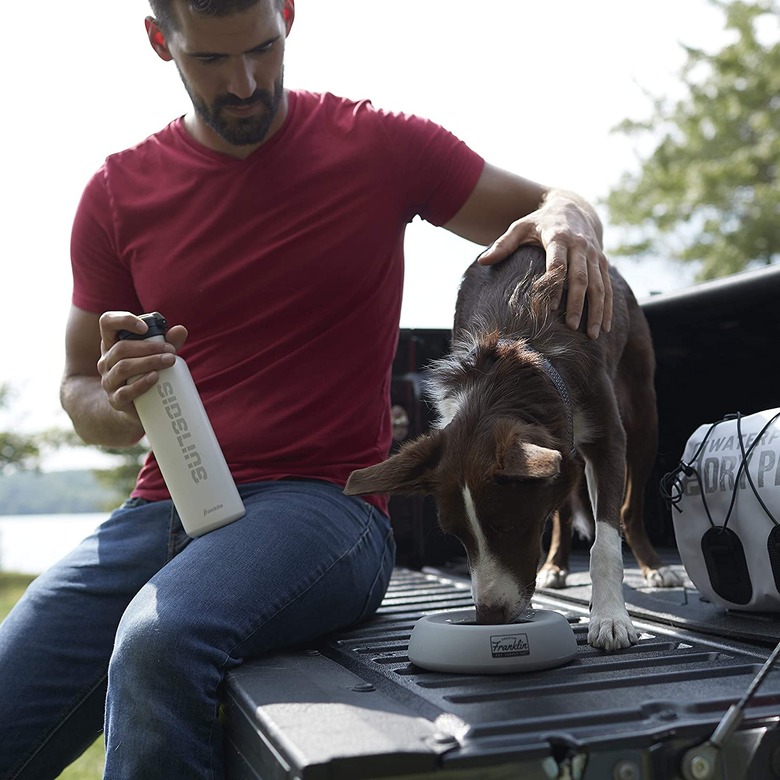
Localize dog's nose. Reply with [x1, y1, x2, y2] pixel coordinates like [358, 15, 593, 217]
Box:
[475, 604, 510, 625]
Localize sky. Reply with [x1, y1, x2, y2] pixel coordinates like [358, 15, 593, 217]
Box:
[1, 0, 730, 467]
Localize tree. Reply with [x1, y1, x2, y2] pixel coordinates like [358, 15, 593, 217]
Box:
[1, 382, 146, 506]
[0, 385, 42, 474]
[604, 0, 780, 280]
[92, 444, 149, 509]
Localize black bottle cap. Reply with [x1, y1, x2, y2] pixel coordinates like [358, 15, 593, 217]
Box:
[117, 312, 168, 341]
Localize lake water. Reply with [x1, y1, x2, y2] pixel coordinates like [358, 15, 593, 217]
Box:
[0, 513, 108, 574]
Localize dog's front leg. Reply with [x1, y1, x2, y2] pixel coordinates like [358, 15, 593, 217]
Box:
[583, 458, 638, 651]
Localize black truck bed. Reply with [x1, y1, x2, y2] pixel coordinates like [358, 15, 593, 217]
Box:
[223, 265, 780, 780]
[224, 556, 780, 780]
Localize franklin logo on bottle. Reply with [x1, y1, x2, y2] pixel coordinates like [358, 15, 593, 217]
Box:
[118, 313, 246, 536]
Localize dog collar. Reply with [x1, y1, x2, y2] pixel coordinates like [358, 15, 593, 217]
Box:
[496, 339, 577, 457]
[539, 356, 576, 456]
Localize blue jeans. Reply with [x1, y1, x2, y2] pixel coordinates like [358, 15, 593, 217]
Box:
[0, 480, 395, 779]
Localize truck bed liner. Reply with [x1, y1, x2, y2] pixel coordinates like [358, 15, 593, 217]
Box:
[224, 556, 780, 780]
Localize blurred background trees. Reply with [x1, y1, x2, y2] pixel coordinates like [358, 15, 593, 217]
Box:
[0, 384, 45, 475]
[0, 383, 145, 510]
[605, 0, 779, 280]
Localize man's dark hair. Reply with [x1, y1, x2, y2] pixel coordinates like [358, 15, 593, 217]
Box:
[149, 0, 284, 34]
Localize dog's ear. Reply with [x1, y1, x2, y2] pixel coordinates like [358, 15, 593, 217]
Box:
[495, 438, 561, 481]
[344, 432, 443, 496]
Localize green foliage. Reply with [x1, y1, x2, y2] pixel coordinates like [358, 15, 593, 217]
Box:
[0, 432, 39, 475]
[0, 386, 89, 477]
[605, 0, 780, 280]
[91, 444, 148, 509]
[58, 741, 105, 780]
[0, 382, 147, 510]
[0, 571, 34, 620]
[0, 385, 41, 474]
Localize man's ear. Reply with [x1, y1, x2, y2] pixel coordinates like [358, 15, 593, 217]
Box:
[282, 1, 295, 36]
[145, 17, 174, 62]
[344, 432, 442, 497]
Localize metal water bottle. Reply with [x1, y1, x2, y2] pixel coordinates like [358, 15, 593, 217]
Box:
[118, 312, 245, 536]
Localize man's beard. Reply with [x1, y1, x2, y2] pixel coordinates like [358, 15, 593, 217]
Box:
[181, 68, 285, 147]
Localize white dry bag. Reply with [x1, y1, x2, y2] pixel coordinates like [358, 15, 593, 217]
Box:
[664, 408, 780, 612]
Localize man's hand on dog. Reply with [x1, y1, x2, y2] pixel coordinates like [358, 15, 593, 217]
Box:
[478, 190, 612, 341]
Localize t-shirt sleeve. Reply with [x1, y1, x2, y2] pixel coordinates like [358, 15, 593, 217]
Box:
[379, 110, 485, 228]
[70, 167, 142, 314]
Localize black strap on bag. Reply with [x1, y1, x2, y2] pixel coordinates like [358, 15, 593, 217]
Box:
[700, 526, 752, 604]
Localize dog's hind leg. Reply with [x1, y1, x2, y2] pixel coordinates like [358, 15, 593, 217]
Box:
[537, 507, 572, 589]
[622, 431, 683, 587]
[538, 482, 593, 589]
[617, 318, 684, 588]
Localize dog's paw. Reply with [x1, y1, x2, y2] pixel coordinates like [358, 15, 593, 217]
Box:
[537, 566, 568, 589]
[587, 613, 638, 651]
[644, 566, 684, 588]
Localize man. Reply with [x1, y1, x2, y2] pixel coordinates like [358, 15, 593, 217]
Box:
[0, 0, 611, 777]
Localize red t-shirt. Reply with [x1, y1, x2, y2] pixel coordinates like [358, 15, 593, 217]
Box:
[70, 90, 484, 511]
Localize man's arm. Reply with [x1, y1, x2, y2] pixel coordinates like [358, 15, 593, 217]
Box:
[443, 162, 611, 339]
[60, 306, 186, 447]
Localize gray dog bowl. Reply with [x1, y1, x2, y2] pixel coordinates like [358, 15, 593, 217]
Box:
[407, 608, 578, 674]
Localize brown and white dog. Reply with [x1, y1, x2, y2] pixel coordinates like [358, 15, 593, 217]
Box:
[345, 245, 681, 650]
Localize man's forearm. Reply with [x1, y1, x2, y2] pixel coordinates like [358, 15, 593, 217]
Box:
[60, 374, 145, 448]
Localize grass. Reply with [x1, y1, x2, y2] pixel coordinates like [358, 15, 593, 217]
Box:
[0, 572, 105, 779]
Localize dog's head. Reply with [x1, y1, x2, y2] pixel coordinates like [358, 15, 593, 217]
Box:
[345, 415, 576, 624]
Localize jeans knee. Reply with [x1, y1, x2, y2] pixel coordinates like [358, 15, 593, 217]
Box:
[110, 592, 181, 691]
